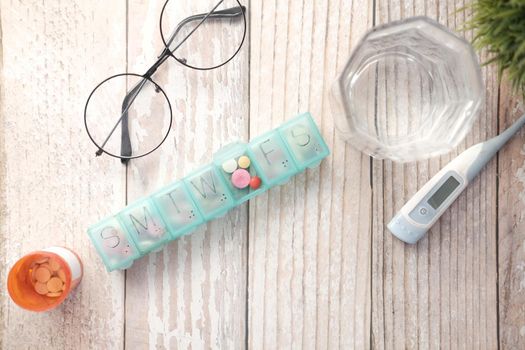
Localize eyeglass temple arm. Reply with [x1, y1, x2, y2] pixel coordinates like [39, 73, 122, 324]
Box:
[162, 5, 246, 59]
[118, 82, 142, 163]
[146, 5, 245, 75]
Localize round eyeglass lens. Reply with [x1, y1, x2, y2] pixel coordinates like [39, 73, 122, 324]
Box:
[160, 0, 246, 70]
[84, 73, 173, 159]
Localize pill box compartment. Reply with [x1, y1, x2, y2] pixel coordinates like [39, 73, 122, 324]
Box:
[116, 198, 172, 254]
[184, 165, 235, 220]
[279, 113, 330, 169]
[152, 181, 205, 239]
[213, 142, 268, 204]
[249, 130, 299, 186]
[87, 217, 140, 271]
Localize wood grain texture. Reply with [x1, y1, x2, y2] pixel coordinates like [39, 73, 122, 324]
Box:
[371, 1, 499, 349]
[0, 4, 5, 347]
[123, 1, 249, 349]
[0, 0, 128, 349]
[247, 0, 372, 348]
[1, 0, 525, 349]
[498, 83, 525, 348]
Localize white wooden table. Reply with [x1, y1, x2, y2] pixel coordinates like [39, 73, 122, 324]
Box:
[1, 0, 524, 349]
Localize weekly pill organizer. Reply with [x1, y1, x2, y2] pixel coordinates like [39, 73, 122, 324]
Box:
[88, 113, 330, 271]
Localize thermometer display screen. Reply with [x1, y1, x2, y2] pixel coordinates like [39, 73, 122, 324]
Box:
[428, 176, 460, 209]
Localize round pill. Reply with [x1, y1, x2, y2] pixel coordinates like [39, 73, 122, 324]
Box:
[222, 159, 238, 173]
[48, 258, 61, 272]
[57, 269, 66, 283]
[31, 266, 39, 282]
[46, 292, 62, 298]
[38, 263, 51, 272]
[35, 257, 49, 264]
[249, 176, 262, 189]
[238, 156, 251, 169]
[34, 267, 51, 283]
[231, 169, 251, 189]
[47, 277, 63, 293]
[34, 282, 49, 295]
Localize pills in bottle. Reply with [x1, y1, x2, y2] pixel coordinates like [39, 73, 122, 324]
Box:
[7, 246, 83, 312]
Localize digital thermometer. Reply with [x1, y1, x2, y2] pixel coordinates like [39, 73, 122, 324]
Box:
[388, 113, 525, 244]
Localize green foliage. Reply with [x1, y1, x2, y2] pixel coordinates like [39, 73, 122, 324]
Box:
[467, 0, 525, 93]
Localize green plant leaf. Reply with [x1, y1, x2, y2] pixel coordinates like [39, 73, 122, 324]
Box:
[467, 0, 525, 93]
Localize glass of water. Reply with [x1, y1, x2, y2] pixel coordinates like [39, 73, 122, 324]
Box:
[331, 16, 484, 162]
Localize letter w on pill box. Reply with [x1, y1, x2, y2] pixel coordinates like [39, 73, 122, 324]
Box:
[88, 113, 330, 271]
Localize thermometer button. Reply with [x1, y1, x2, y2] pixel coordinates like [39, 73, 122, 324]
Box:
[409, 204, 434, 224]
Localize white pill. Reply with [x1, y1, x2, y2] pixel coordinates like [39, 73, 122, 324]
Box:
[222, 159, 238, 173]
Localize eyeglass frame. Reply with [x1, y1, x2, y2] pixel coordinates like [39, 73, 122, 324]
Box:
[83, 0, 247, 163]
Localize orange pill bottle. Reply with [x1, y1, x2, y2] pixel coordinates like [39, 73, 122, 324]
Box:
[7, 247, 83, 312]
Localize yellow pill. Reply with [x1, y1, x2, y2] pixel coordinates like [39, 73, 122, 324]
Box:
[48, 258, 61, 272]
[238, 156, 251, 169]
[34, 282, 49, 295]
[34, 267, 51, 283]
[47, 277, 63, 293]
[46, 292, 62, 298]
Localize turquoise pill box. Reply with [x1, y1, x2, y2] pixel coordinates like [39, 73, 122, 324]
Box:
[88, 113, 330, 271]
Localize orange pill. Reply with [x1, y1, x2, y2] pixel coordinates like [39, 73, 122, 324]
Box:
[48, 258, 61, 272]
[34, 282, 49, 295]
[46, 277, 63, 293]
[39, 263, 51, 273]
[31, 266, 39, 282]
[46, 292, 62, 298]
[34, 267, 51, 283]
[57, 269, 66, 283]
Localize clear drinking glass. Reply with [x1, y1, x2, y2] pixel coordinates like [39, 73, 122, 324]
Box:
[331, 16, 484, 162]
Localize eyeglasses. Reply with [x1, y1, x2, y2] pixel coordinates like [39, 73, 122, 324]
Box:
[84, 0, 246, 163]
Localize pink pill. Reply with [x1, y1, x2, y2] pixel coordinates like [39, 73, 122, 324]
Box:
[231, 169, 251, 189]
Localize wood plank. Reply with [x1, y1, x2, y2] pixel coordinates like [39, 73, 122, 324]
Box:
[247, 0, 373, 348]
[498, 82, 525, 347]
[123, 1, 249, 348]
[0, 1, 127, 348]
[371, 1, 499, 349]
[0, 6, 5, 346]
